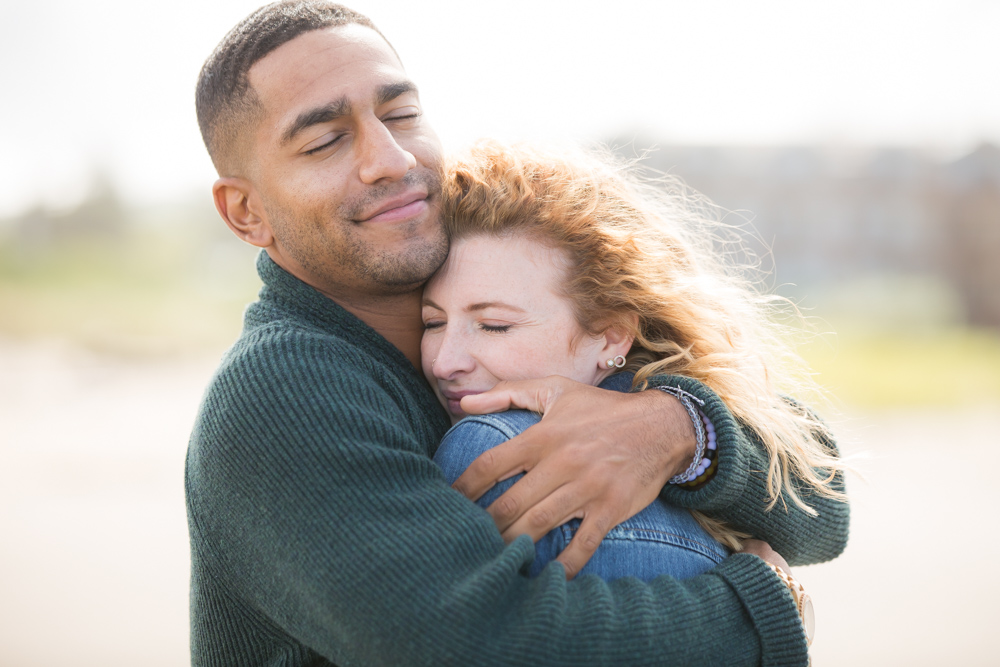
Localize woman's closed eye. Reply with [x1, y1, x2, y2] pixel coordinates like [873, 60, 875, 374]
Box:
[479, 322, 511, 334]
[423, 320, 445, 330]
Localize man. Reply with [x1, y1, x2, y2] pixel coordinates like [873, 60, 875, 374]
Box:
[187, 2, 847, 665]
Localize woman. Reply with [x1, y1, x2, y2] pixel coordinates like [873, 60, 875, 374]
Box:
[421, 141, 844, 581]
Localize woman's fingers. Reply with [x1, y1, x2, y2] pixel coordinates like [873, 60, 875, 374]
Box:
[741, 539, 791, 574]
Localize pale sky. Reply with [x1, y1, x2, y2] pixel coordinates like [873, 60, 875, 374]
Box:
[1, 0, 998, 217]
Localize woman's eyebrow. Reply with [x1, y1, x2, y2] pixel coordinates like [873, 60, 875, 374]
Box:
[468, 302, 526, 313]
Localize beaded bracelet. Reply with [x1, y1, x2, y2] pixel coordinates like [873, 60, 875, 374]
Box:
[653, 386, 708, 484]
[677, 417, 718, 490]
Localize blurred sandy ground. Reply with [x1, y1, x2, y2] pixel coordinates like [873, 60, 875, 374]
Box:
[2, 337, 999, 667]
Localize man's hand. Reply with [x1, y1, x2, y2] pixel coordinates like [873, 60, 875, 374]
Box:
[454, 376, 698, 579]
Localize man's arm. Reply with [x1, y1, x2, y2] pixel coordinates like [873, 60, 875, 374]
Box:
[187, 337, 808, 666]
[458, 375, 849, 570]
[455, 379, 695, 577]
[650, 375, 848, 565]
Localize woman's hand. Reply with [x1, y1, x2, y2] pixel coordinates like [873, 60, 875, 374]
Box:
[454, 376, 697, 579]
[740, 539, 791, 574]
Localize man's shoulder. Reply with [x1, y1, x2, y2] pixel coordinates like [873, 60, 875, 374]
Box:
[235, 316, 346, 355]
[219, 316, 388, 393]
[192, 313, 447, 457]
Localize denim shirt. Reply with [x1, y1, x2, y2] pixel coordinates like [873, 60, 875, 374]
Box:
[433, 373, 727, 582]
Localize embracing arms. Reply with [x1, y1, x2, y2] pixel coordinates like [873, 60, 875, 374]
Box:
[455, 374, 849, 571]
[186, 336, 809, 666]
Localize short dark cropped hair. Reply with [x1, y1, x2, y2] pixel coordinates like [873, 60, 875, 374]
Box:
[196, 1, 386, 176]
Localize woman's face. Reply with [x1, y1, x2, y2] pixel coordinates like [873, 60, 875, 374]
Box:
[421, 234, 612, 421]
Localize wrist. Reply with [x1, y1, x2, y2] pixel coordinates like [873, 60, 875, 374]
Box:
[646, 388, 698, 479]
[765, 562, 815, 648]
[713, 555, 812, 666]
[651, 385, 717, 485]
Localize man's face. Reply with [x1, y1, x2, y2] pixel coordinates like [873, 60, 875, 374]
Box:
[246, 24, 448, 296]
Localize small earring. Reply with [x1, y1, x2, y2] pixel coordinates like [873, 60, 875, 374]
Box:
[606, 355, 626, 369]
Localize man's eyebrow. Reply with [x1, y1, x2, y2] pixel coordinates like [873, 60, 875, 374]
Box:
[281, 97, 351, 145]
[375, 80, 418, 107]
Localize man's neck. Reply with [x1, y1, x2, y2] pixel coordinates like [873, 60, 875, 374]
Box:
[265, 249, 426, 369]
[333, 290, 424, 370]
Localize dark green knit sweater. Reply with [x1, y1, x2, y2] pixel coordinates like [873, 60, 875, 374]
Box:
[186, 252, 847, 666]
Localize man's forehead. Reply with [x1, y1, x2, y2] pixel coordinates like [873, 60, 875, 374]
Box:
[249, 24, 405, 113]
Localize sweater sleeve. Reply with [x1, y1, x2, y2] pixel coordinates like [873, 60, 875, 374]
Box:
[645, 375, 850, 566]
[187, 333, 809, 666]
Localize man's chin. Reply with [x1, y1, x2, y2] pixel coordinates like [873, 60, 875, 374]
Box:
[362, 241, 449, 293]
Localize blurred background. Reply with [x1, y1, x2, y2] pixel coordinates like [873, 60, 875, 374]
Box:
[1, 0, 998, 665]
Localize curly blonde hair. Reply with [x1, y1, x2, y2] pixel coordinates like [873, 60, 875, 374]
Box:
[441, 140, 845, 550]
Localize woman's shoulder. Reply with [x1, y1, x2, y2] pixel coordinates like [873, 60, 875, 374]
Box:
[437, 411, 540, 453]
[451, 410, 542, 438]
[432, 411, 540, 484]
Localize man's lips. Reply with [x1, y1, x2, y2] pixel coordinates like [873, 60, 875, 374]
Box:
[357, 190, 428, 224]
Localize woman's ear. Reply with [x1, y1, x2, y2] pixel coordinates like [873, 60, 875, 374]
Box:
[596, 313, 638, 369]
[213, 177, 274, 248]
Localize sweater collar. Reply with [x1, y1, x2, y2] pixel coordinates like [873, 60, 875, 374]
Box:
[251, 250, 422, 377]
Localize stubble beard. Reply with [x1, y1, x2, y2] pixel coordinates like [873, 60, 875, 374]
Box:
[334, 213, 448, 293]
[273, 168, 449, 296]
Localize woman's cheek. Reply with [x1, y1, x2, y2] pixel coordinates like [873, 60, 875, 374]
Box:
[492, 335, 550, 380]
[419, 333, 439, 381]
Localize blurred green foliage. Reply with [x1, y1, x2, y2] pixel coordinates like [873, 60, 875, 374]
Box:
[2, 199, 998, 408]
[0, 203, 261, 356]
[800, 324, 1000, 409]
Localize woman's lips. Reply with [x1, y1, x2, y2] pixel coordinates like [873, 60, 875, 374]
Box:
[441, 389, 482, 415]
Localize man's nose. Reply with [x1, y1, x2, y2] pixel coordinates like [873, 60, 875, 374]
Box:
[357, 119, 417, 184]
[431, 328, 475, 380]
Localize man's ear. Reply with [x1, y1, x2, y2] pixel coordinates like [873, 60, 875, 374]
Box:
[213, 177, 273, 248]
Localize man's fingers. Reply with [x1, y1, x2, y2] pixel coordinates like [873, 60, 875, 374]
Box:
[555, 513, 616, 579]
[497, 480, 579, 541]
[460, 377, 564, 415]
[452, 429, 540, 502]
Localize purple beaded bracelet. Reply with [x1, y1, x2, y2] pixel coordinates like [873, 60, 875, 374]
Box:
[653, 386, 714, 484]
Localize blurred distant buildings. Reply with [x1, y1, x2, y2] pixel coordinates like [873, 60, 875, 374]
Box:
[615, 141, 1000, 328]
[1, 172, 128, 249]
[2, 143, 999, 328]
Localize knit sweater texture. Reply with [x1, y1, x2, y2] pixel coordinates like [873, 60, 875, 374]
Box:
[186, 252, 848, 666]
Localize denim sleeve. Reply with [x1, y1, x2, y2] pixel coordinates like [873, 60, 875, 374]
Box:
[433, 413, 566, 575]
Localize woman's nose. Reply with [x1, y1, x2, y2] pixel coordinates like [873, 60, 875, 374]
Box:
[431, 328, 475, 380]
